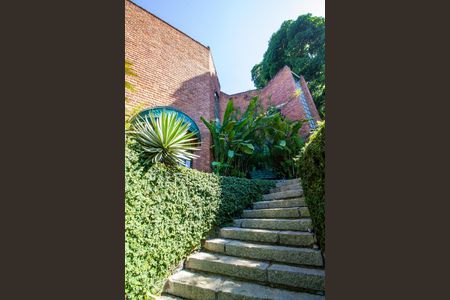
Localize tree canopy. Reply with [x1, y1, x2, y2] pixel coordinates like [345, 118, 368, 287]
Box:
[251, 14, 325, 116]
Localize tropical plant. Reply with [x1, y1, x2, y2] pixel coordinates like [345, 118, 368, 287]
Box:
[125, 134, 274, 298]
[249, 106, 305, 178]
[201, 98, 261, 177]
[251, 14, 325, 117]
[125, 60, 143, 132]
[202, 97, 305, 178]
[132, 110, 200, 166]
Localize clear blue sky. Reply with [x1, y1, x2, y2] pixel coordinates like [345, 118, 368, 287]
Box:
[131, 0, 325, 94]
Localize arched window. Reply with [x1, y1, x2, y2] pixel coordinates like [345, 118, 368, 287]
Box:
[134, 106, 201, 168]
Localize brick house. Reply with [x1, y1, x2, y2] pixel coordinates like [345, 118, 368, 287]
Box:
[125, 0, 321, 172]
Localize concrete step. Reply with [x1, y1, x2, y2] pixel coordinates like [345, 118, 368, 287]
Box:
[276, 178, 301, 188]
[270, 182, 302, 194]
[253, 198, 306, 209]
[186, 252, 269, 282]
[219, 227, 315, 247]
[186, 252, 325, 292]
[268, 263, 325, 292]
[203, 239, 323, 266]
[262, 189, 303, 201]
[156, 295, 184, 300]
[164, 270, 324, 300]
[233, 218, 312, 231]
[242, 207, 310, 219]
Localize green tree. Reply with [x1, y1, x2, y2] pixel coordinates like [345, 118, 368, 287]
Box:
[251, 14, 325, 116]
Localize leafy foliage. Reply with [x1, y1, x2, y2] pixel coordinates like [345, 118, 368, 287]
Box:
[125, 137, 274, 299]
[201, 98, 258, 177]
[125, 60, 136, 93]
[298, 121, 325, 251]
[202, 97, 305, 178]
[248, 105, 305, 179]
[217, 176, 274, 225]
[125, 60, 144, 132]
[132, 110, 200, 166]
[251, 14, 325, 116]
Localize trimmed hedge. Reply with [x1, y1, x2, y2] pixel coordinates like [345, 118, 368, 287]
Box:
[298, 121, 325, 251]
[125, 138, 274, 299]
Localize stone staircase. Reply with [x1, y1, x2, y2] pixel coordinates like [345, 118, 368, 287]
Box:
[158, 179, 325, 300]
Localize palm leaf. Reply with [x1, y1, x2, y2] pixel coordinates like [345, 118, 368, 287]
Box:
[132, 111, 200, 166]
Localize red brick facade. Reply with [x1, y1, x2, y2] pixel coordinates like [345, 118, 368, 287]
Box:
[125, 0, 321, 172]
[220, 66, 321, 137]
[125, 0, 219, 171]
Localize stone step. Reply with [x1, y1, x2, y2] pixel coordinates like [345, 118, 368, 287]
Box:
[219, 227, 315, 247]
[270, 182, 302, 194]
[253, 198, 306, 209]
[242, 207, 310, 219]
[186, 252, 325, 292]
[268, 263, 325, 292]
[262, 189, 303, 201]
[156, 295, 184, 300]
[204, 239, 323, 266]
[233, 218, 312, 231]
[186, 252, 269, 282]
[165, 270, 324, 300]
[276, 178, 301, 188]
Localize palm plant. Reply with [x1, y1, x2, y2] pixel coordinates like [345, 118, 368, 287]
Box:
[202, 96, 306, 178]
[132, 111, 200, 166]
[201, 98, 260, 176]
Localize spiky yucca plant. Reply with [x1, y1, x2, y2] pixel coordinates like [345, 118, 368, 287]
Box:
[132, 111, 200, 166]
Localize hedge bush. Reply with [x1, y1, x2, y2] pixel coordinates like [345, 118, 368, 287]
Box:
[298, 121, 325, 251]
[125, 137, 274, 299]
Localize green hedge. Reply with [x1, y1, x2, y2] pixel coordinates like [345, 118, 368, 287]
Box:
[298, 121, 325, 251]
[125, 138, 274, 299]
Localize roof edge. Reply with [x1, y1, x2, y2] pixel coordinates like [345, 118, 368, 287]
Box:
[226, 88, 260, 97]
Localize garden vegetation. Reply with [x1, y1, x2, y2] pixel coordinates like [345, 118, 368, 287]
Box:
[124, 60, 325, 299]
[132, 111, 200, 166]
[125, 137, 274, 299]
[201, 97, 305, 179]
[298, 121, 325, 251]
[251, 14, 325, 116]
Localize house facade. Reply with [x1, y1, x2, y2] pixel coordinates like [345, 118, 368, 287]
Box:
[125, 0, 321, 172]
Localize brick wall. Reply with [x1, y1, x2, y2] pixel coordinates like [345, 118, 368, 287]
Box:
[125, 0, 322, 171]
[125, 0, 220, 171]
[220, 66, 321, 138]
[219, 89, 260, 119]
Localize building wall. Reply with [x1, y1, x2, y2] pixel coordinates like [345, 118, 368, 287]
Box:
[125, 0, 322, 172]
[125, 0, 220, 171]
[220, 66, 321, 137]
[219, 89, 260, 119]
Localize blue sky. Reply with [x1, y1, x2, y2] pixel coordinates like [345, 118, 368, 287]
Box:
[132, 0, 325, 94]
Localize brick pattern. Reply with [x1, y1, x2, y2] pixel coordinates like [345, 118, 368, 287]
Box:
[125, 0, 322, 172]
[125, 0, 220, 171]
[220, 66, 322, 138]
[219, 89, 261, 118]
